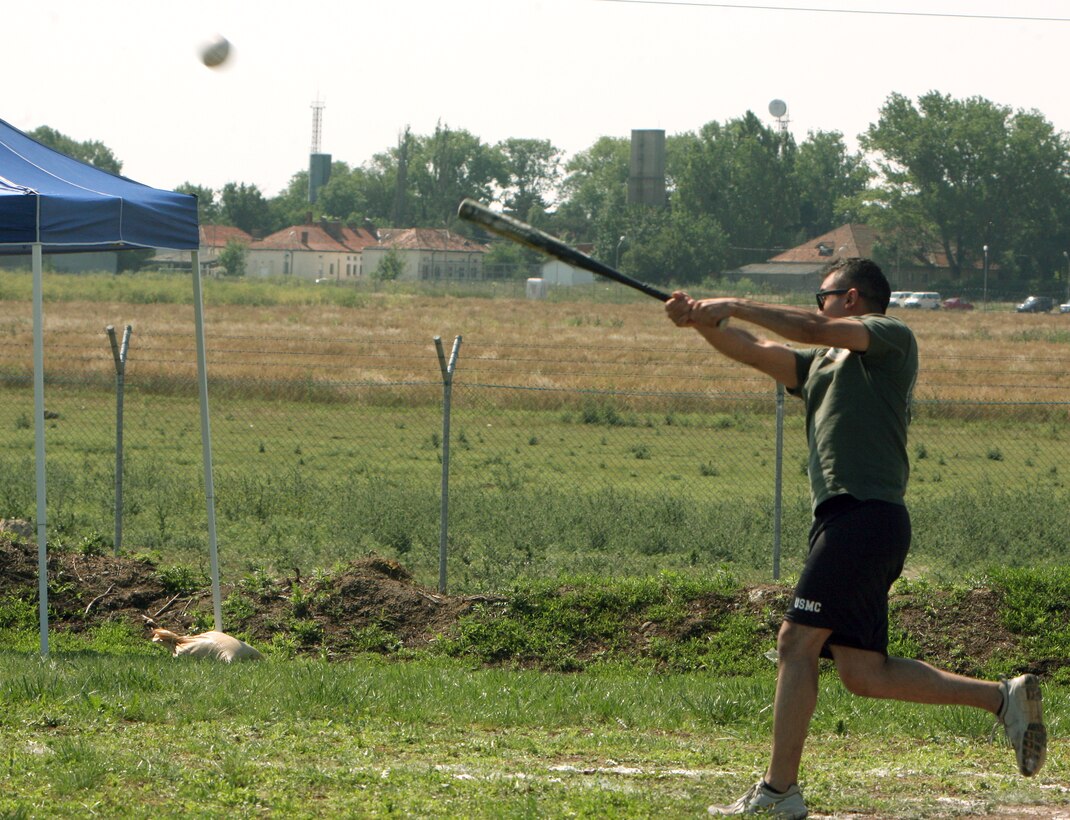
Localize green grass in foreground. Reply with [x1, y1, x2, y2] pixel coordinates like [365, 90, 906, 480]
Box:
[0, 654, 1065, 818]
[1, 568, 1069, 816]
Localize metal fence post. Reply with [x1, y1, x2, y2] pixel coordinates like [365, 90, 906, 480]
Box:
[106, 324, 132, 555]
[434, 335, 462, 594]
[773, 382, 785, 580]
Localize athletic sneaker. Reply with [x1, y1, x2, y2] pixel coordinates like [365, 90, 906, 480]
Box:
[708, 781, 808, 818]
[998, 673, 1047, 776]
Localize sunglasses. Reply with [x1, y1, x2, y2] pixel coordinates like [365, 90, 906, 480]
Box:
[815, 288, 850, 309]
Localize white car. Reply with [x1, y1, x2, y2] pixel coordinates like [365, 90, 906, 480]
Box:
[889, 291, 913, 308]
[1060, 303, 1070, 314]
[904, 292, 942, 310]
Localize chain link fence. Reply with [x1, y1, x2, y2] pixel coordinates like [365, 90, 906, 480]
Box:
[0, 321, 1067, 593]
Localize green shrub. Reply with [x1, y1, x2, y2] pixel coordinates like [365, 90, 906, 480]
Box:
[349, 624, 402, 653]
[156, 566, 205, 595]
[989, 566, 1070, 661]
[0, 595, 36, 629]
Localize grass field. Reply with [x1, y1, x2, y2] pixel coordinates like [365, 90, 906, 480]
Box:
[0, 381, 1064, 590]
[2, 550, 1069, 817]
[0, 651, 1066, 818]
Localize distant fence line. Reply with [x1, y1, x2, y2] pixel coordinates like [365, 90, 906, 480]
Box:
[0, 329, 1067, 594]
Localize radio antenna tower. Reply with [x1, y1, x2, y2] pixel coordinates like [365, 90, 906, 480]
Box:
[310, 96, 325, 153]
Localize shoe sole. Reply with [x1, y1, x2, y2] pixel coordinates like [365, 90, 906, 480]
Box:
[1017, 674, 1047, 777]
[708, 807, 807, 819]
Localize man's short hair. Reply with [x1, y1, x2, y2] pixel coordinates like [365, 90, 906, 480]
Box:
[824, 258, 891, 313]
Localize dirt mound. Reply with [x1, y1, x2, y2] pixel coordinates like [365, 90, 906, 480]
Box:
[0, 533, 1033, 672]
[891, 586, 1026, 677]
[242, 557, 497, 657]
[0, 534, 494, 658]
[0, 535, 177, 629]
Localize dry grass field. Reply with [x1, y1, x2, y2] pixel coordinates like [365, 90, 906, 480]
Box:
[1, 284, 1068, 410]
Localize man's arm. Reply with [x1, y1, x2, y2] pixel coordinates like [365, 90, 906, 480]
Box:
[666, 293, 801, 387]
[665, 292, 872, 388]
[724, 298, 870, 352]
[695, 321, 800, 388]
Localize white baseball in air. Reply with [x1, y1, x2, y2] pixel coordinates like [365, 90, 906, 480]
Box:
[199, 35, 232, 68]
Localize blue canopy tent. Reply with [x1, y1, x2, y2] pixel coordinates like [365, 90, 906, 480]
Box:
[0, 118, 222, 654]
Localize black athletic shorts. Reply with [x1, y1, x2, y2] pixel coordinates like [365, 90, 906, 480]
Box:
[784, 494, 911, 658]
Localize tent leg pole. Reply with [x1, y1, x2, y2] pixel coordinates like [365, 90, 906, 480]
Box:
[191, 250, 223, 631]
[32, 244, 48, 656]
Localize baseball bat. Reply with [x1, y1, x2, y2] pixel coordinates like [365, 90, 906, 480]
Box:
[456, 198, 672, 301]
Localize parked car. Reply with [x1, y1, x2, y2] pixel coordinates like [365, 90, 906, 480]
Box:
[942, 297, 974, 310]
[904, 292, 942, 309]
[888, 291, 913, 308]
[1060, 302, 1070, 314]
[1015, 296, 1054, 313]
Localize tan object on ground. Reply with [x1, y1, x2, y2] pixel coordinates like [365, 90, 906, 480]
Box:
[149, 625, 263, 662]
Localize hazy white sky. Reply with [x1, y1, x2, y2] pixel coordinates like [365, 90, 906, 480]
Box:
[7, 1, 1070, 197]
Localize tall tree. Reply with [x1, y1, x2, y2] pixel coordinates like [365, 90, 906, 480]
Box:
[29, 125, 123, 174]
[220, 182, 273, 236]
[862, 91, 1070, 280]
[409, 123, 505, 228]
[553, 136, 630, 251]
[270, 170, 314, 228]
[792, 131, 870, 240]
[317, 162, 375, 224]
[673, 112, 800, 268]
[496, 137, 563, 220]
[623, 205, 729, 285]
[358, 147, 406, 227]
[997, 110, 1070, 281]
[391, 126, 413, 228]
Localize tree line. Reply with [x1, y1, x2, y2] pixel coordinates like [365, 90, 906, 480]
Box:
[29, 90, 1070, 290]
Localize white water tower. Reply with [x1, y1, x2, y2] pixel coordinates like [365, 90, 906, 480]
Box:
[768, 99, 789, 134]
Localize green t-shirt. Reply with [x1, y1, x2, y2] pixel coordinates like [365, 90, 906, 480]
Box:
[789, 313, 918, 510]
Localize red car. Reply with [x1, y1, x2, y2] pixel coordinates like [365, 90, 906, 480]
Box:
[942, 297, 974, 310]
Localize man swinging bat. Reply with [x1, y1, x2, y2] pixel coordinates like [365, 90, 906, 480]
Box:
[665, 257, 1045, 818]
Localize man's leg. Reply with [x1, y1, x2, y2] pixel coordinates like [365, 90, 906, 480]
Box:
[830, 645, 1045, 777]
[829, 645, 1001, 712]
[708, 620, 827, 816]
[764, 620, 832, 792]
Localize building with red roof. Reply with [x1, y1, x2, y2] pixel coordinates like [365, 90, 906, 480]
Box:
[241, 222, 487, 283]
[724, 224, 879, 290]
[723, 223, 986, 291]
[361, 227, 488, 281]
[244, 221, 378, 281]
